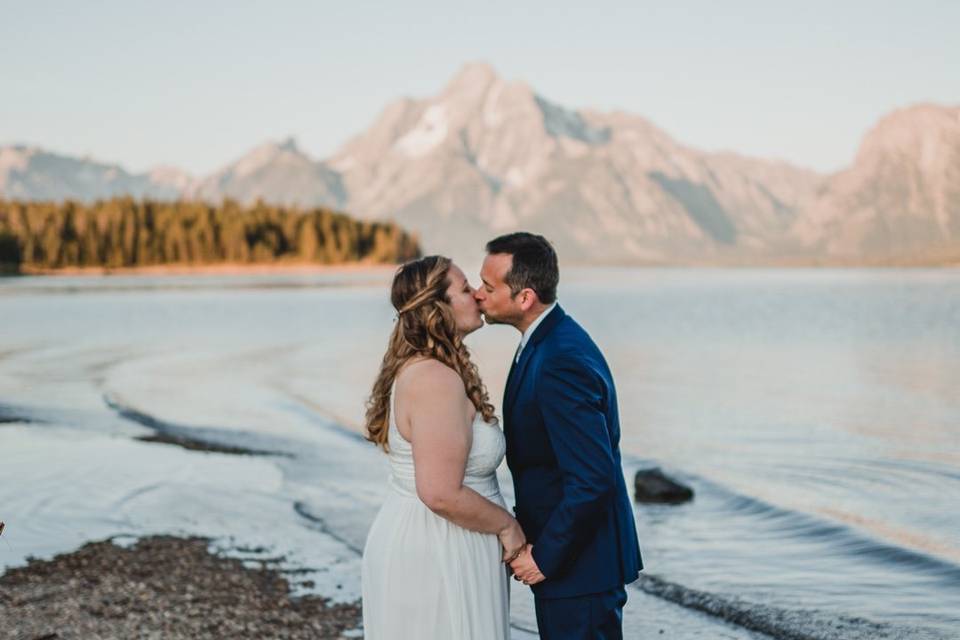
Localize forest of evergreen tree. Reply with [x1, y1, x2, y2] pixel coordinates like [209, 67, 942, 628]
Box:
[0, 198, 421, 273]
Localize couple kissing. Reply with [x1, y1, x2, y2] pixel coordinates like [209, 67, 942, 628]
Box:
[361, 232, 641, 640]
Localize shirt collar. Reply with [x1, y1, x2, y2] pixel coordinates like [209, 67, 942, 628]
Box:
[519, 301, 558, 354]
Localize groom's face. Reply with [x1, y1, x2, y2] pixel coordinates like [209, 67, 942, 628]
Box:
[476, 253, 524, 327]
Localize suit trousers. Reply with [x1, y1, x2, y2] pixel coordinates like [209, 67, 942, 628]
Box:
[534, 585, 627, 640]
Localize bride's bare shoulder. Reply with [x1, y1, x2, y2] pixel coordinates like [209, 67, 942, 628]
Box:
[397, 358, 462, 398]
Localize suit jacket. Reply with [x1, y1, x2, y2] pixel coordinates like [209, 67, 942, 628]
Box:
[504, 304, 642, 599]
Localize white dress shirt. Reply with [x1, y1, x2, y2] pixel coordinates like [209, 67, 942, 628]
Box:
[515, 301, 558, 363]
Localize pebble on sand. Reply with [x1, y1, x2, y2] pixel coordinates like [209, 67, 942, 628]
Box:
[0, 535, 362, 640]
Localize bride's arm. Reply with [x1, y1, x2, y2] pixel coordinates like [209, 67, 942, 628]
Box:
[404, 360, 525, 561]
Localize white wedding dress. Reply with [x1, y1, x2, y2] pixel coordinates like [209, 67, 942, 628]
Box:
[361, 385, 510, 639]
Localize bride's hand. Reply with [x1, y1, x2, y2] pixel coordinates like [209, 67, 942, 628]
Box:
[498, 518, 526, 563]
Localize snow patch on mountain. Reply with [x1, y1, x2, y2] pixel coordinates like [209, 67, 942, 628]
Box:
[394, 105, 449, 157]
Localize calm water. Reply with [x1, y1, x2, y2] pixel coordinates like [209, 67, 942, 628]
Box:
[1, 268, 958, 638]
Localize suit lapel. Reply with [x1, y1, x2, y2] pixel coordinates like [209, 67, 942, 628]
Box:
[503, 304, 566, 416]
[504, 341, 535, 414]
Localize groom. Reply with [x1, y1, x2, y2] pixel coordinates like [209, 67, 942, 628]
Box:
[475, 232, 642, 639]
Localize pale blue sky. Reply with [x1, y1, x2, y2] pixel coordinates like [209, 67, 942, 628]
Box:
[2, 0, 957, 175]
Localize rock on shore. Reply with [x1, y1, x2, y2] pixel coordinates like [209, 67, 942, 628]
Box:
[634, 467, 695, 504]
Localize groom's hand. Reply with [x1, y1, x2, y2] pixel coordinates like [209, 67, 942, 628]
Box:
[509, 544, 545, 585]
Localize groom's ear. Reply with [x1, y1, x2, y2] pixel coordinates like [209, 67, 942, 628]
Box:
[518, 288, 539, 311]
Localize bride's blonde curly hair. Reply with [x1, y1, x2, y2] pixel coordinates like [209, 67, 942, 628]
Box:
[365, 255, 497, 451]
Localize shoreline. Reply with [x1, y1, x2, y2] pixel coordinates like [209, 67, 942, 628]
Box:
[8, 256, 960, 277]
[0, 535, 362, 640]
[14, 261, 400, 277]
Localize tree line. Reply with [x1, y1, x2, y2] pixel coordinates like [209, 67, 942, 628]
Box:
[0, 198, 421, 273]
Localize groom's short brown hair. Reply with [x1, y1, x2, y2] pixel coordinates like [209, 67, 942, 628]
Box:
[485, 232, 558, 304]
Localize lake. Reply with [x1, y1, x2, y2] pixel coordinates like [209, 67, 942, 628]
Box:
[1, 267, 958, 638]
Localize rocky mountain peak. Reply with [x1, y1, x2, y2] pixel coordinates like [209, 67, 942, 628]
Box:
[147, 166, 194, 192]
[442, 61, 501, 98]
[0, 145, 33, 178]
[229, 137, 313, 178]
[277, 136, 302, 154]
[854, 103, 960, 170]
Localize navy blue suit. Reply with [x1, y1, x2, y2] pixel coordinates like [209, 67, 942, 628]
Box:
[504, 305, 641, 638]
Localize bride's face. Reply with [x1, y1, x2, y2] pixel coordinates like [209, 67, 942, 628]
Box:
[445, 264, 484, 335]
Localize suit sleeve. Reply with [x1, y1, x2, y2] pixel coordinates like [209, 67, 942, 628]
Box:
[531, 354, 617, 579]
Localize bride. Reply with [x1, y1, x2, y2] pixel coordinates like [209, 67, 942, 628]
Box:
[361, 255, 525, 640]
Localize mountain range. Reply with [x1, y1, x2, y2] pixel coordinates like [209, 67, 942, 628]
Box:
[2, 62, 958, 264]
